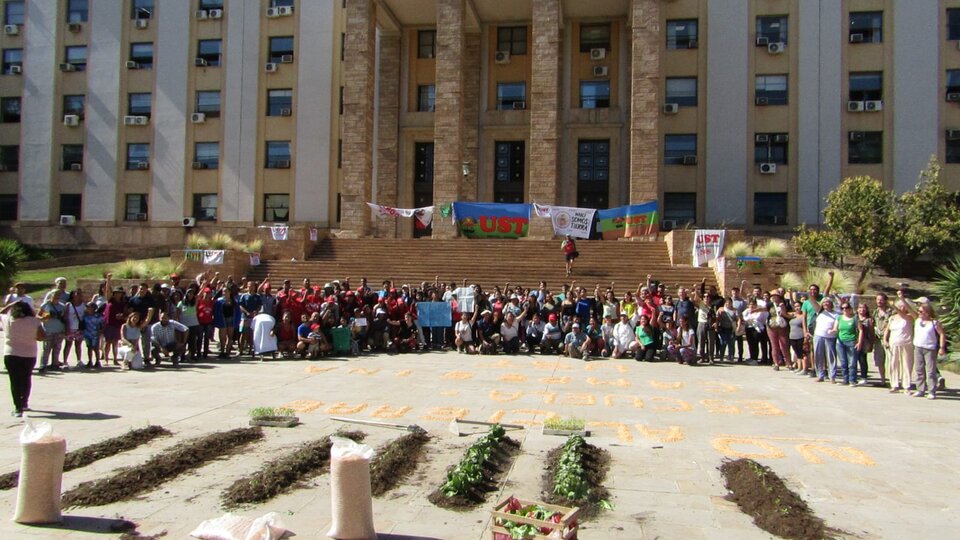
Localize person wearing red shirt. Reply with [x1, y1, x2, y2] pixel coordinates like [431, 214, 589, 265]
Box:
[196, 288, 215, 358]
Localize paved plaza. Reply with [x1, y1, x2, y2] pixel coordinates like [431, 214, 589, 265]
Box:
[0, 351, 957, 539]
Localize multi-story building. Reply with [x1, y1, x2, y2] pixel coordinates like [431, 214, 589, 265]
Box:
[0, 0, 956, 245]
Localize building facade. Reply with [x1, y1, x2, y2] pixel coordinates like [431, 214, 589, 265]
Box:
[0, 0, 957, 245]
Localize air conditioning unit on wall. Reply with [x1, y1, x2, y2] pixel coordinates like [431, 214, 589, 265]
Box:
[494, 51, 510, 64]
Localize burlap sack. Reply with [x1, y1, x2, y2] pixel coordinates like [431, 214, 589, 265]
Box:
[326, 437, 376, 540]
[14, 421, 66, 524]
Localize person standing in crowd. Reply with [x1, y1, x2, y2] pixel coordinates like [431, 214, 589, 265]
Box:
[62, 289, 85, 368]
[833, 301, 860, 385]
[912, 303, 947, 399]
[813, 298, 840, 383]
[883, 299, 915, 393]
[855, 304, 875, 386]
[214, 287, 238, 358]
[714, 298, 737, 362]
[2, 301, 41, 417]
[38, 289, 66, 373]
[561, 235, 579, 276]
[766, 292, 791, 371]
[82, 302, 104, 368]
[743, 298, 767, 364]
[179, 288, 202, 361]
[872, 293, 893, 388]
[103, 287, 126, 365]
[787, 298, 807, 374]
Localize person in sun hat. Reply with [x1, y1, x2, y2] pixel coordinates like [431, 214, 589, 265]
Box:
[611, 312, 638, 359]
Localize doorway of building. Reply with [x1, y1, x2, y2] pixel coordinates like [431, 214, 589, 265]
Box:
[494, 141, 525, 203]
[577, 139, 610, 209]
[413, 142, 434, 237]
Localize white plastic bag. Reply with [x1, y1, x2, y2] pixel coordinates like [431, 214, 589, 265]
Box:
[14, 419, 66, 524]
[189, 512, 289, 540]
[326, 437, 376, 540]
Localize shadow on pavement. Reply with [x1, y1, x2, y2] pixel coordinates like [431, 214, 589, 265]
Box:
[26, 411, 120, 421]
[28, 515, 139, 534]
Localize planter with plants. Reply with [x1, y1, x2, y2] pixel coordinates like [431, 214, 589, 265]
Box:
[248, 407, 299, 428]
[542, 435, 612, 521]
[541, 417, 589, 437]
[490, 495, 579, 540]
[428, 424, 521, 509]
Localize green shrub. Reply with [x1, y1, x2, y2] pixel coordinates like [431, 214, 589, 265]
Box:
[0, 239, 27, 292]
[207, 232, 235, 250]
[755, 239, 787, 258]
[934, 256, 960, 349]
[779, 272, 804, 293]
[145, 259, 183, 280]
[113, 260, 148, 279]
[185, 233, 208, 249]
[793, 225, 845, 267]
[803, 268, 854, 295]
[240, 239, 263, 254]
[725, 241, 753, 258]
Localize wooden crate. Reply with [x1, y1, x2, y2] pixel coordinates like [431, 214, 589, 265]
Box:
[489, 496, 579, 540]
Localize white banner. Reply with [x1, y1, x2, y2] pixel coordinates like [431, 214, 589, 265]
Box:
[549, 206, 596, 239]
[533, 203, 552, 218]
[693, 229, 725, 267]
[249, 253, 261, 266]
[309, 227, 318, 241]
[203, 250, 225, 266]
[271, 225, 289, 241]
[367, 202, 415, 218]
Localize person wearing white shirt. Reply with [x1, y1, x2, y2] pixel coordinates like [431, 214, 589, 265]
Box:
[813, 298, 839, 382]
[499, 312, 521, 354]
[611, 313, 638, 359]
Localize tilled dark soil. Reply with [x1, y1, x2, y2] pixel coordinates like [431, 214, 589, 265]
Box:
[61, 427, 263, 508]
[542, 440, 612, 520]
[428, 437, 521, 510]
[221, 430, 366, 508]
[720, 458, 837, 540]
[370, 429, 431, 497]
[0, 425, 171, 491]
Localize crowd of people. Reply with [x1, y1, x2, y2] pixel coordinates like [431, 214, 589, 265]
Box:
[0, 265, 950, 416]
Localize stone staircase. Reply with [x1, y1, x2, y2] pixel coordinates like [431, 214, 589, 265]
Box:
[244, 238, 714, 291]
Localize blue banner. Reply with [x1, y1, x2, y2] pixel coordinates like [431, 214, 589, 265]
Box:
[417, 302, 452, 328]
[596, 201, 659, 239]
[453, 202, 532, 238]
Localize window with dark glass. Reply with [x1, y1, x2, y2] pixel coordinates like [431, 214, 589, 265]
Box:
[264, 194, 290, 222]
[61, 144, 83, 170]
[756, 15, 788, 43]
[130, 42, 153, 68]
[948, 70, 960, 96]
[754, 133, 788, 165]
[64, 94, 85, 116]
[755, 75, 788, 105]
[494, 141, 525, 204]
[59, 194, 81, 219]
[577, 140, 609, 210]
[267, 89, 292, 116]
[418, 30, 436, 59]
[848, 131, 882, 164]
[196, 90, 220, 117]
[0, 194, 16, 220]
[197, 39, 222, 66]
[269, 36, 294, 63]
[496, 82, 526, 110]
[417, 85, 435, 112]
[413, 142, 434, 237]
[849, 72, 882, 101]
[199, 0, 223, 9]
[265, 141, 291, 168]
[124, 194, 147, 221]
[64, 46, 87, 70]
[663, 193, 696, 225]
[194, 142, 219, 169]
[754, 193, 787, 225]
[947, 130, 960, 164]
[579, 23, 611, 52]
[0, 97, 20, 123]
[4, 1, 24, 26]
[665, 77, 697, 107]
[67, 0, 88, 23]
[497, 26, 527, 55]
[2, 48, 21, 74]
[664, 134, 697, 165]
[126, 143, 149, 169]
[849, 12, 882, 43]
[666, 20, 698, 50]
[580, 81, 610, 109]
[0, 145, 18, 171]
[193, 193, 218, 221]
[269, 0, 294, 7]
[131, 0, 153, 19]
[949, 9, 960, 41]
[128, 92, 152, 117]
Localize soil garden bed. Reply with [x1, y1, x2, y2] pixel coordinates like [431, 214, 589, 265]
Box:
[61, 427, 263, 508]
[221, 430, 366, 508]
[428, 424, 521, 510]
[370, 429, 431, 497]
[541, 435, 612, 520]
[0, 425, 171, 491]
[720, 458, 838, 540]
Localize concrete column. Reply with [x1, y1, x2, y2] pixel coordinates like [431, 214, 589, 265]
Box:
[529, 0, 562, 238]
[83, 1, 122, 222]
[19, 0, 58, 221]
[462, 31, 480, 200]
[295, 0, 335, 225]
[628, 0, 660, 205]
[375, 33, 400, 237]
[339, 0, 376, 237]
[432, 0, 465, 238]
[222, 0, 260, 223]
[151, 0, 191, 223]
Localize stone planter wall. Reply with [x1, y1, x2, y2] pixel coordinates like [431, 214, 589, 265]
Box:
[709, 256, 809, 294]
[664, 230, 748, 266]
[247, 225, 324, 261]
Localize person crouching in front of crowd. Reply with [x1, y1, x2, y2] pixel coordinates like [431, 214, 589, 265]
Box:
[275, 311, 298, 358]
[500, 312, 521, 354]
[634, 315, 657, 362]
[389, 312, 418, 353]
[542, 313, 564, 355]
[583, 316, 604, 358]
[564, 322, 589, 360]
[525, 312, 545, 353]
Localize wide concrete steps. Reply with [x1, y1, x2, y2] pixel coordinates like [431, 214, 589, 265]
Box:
[245, 238, 714, 289]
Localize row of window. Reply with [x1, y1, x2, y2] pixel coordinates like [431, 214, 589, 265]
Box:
[663, 132, 886, 166]
[413, 80, 611, 112]
[416, 23, 612, 60]
[1, 0, 301, 26]
[661, 192, 788, 227]
[666, 12, 884, 50]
